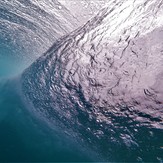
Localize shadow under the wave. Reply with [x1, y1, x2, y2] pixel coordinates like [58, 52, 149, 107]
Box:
[0, 80, 95, 162]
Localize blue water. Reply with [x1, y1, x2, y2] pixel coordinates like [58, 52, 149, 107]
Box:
[0, 79, 95, 162]
[0, 2, 94, 160]
[0, 0, 163, 162]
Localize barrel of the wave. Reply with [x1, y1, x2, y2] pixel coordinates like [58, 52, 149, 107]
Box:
[21, 0, 163, 162]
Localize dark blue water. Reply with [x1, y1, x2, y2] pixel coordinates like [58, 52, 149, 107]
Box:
[0, 0, 163, 162]
[0, 79, 95, 162]
[0, 1, 95, 161]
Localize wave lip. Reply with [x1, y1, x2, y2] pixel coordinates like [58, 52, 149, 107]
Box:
[21, 0, 163, 161]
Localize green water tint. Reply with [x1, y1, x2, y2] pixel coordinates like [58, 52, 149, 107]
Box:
[0, 46, 22, 78]
[1, 80, 162, 162]
[0, 81, 93, 162]
[0, 42, 162, 163]
[0, 42, 93, 162]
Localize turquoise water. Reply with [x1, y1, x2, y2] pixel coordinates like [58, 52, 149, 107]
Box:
[1, 77, 162, 162]
[0, 79, 94, 162]
[0, 1, 163, 162]
[0, 28, 93, 162]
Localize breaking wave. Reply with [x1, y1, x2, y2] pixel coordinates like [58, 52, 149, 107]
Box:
[20, 0, 163, 162]
[0, 0, 79, 77]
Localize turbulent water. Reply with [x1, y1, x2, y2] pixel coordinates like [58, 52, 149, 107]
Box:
[0, 0, 163, 162]
[0, 0, 80, 77]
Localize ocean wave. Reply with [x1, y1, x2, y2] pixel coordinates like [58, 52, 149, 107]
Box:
[21, 0, 163, 161]
[0, 0, 79, 65]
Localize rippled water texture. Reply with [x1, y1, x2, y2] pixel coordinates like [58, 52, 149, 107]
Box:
[1, 0, 163, 162]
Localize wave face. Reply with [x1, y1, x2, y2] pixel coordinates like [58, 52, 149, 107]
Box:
[21, 0, 163, 161]
[0, 0, 108, 77]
